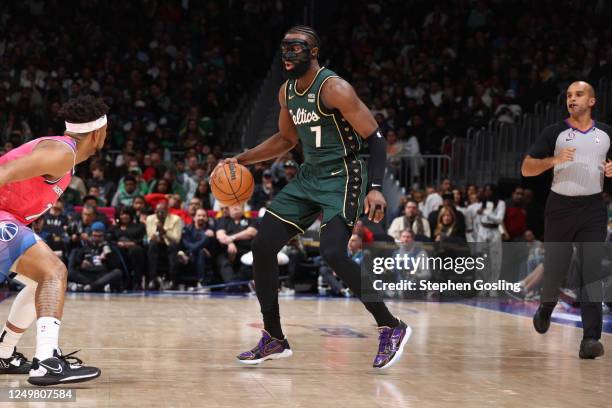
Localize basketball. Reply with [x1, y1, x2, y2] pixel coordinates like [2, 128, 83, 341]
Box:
[210, 162, 255, 206]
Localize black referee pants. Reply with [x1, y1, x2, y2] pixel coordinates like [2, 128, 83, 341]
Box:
[542, 191, 607, 340]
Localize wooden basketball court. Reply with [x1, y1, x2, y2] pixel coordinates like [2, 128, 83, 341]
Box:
[0, 293, 609, 407]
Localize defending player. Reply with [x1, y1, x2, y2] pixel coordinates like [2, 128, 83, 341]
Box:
[225, 26, 410, 369]
[0, 95, 105, 385]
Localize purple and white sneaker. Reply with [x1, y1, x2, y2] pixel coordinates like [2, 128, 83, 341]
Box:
[237, 330, 293, 365]
[373, 320, 411, 369]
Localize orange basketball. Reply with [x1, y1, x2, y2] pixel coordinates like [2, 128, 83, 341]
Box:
[210, 162, 255, 207]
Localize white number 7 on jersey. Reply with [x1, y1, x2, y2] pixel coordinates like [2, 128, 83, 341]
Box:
[310, 125, 321, 148]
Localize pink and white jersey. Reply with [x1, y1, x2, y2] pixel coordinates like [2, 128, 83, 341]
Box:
[0, 136, 76, 225]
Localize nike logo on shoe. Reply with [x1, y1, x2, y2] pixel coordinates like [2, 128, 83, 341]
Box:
[331, 170, 343, 176]
[40, 362, 63, 374]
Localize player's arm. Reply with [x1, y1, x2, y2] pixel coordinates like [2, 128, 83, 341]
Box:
[0, 141, 74, 186]
[232, 84, 299, 166]
[321, 77, 386, 222]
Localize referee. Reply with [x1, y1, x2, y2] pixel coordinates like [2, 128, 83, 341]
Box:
[522, 81, 611, 359]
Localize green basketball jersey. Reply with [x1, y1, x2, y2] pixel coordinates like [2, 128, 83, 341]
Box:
[285, 67, 362, 165]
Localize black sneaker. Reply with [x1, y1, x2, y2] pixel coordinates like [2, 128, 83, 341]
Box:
[579, 338, 604, 359]
[533, 304, 552, 334]
[27, 350, 100, 386]
[0, 348, 32, 374]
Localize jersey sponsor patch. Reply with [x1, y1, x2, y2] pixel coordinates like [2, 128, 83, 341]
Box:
[0, 221, 19, 242]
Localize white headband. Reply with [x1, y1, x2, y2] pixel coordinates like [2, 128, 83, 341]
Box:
[65, 115, 107, 133]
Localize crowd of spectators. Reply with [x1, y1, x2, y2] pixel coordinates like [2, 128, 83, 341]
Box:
[2, 1, 612, 295]
[322, 0, 612, 158]
[0, 0, 284, 156]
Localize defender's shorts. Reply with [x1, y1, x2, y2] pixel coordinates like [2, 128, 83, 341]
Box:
[0, 218, 40, 282]
[266, 157, 367, 232]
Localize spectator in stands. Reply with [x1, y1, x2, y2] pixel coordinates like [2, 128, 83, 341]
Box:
[67, 173, 87, 203]
[149, 169, 187, 201]
[428, 192, 466, 238]
[109, 207, 146, 290]
[504, 187, 527, 241]
[425, 116, 453, 154]
[67, 222, 123, 292]
[179, 208, 217, 288]
[41, 200, 70, 260]
[274, 160, 298, 190]
[87, 162, 116, 205]
[185, 197, 203, 223]
[111, 174, 140, 208]
[194, 180, 214, 210]
[215, 204, 258, 284]
[132, 195, 151, 224]
[433, 206, 465, 242]
[422, 185, 442, 218]
[250, 169, 277, 211]
[175, 158, 198, 202]
[506, 229, 545, 301]
[474, 184, 506, 295]
[146, 201, 183, 290]
[388, 199, 431, 242]
[68, 204, 98, 249]
[390, 230, 430, 298]
[121, 164, 149, 196]
[81, 195, 110, 224]
[86, 186, 106, 207]
[168, 194, 191, 225]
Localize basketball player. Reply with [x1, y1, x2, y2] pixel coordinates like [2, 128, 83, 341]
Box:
[522, 81, 611, 358]
[223, 26, 410, 369]
[0, 95, 105, 384]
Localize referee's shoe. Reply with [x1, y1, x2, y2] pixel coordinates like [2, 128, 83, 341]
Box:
[533, 304, 552, 334]
[579, 339, 604, 359]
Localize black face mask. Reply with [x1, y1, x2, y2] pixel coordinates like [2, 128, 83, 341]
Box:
[281, 39, 314, 79]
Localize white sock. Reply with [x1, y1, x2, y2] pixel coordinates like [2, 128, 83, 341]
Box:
[35, 317, 61, 361]
[0, 326, 22, 359]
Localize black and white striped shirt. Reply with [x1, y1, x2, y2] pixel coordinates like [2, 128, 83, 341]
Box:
[528, 120, 612, 196]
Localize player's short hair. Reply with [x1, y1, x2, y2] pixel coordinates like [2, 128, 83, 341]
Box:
[285, 25, 321, 50]
[59, 95, 109, 125]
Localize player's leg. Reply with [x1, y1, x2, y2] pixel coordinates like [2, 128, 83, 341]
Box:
[0, 274, 37, 374]
[319, 216, 411, 369]
[319, 216, 397, 325]
[12, 240, 101, 385]
[237, 212, 300, 364]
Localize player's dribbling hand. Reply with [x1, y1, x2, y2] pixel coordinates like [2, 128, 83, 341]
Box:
[216, 157, 238, 169]
[554, 147, 575, 164]
[364, 189, 386, 223]
[603, 160, 612, 178]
